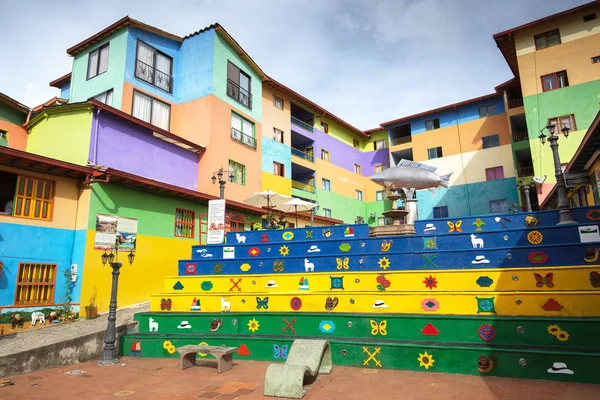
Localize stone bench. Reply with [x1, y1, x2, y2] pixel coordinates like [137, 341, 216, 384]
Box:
[176, 345, 238, 374]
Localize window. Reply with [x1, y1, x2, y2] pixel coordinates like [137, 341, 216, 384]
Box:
[94, 89, 113, 106]
[548, 114, 577, 133]
[228, 160, 246, 185]
[356, 190, 363, 201]
[87, 43, 109, 80]
[322, 178, 331, 191]
[273, 128, 284, 143]
[174, 208, 195, 238]
[541, 71, 568, 92]
[1, 171, 55, 221]
[321, 149, 330, 162]
[490, 199, 508, 214]
[230, 112, 256, 149]
[478, 105, 496, 118]
[427, 147, 443, 160]
[323, 208, 332, 218]
[132, 90, 171, 131]
[534, 29, 561, 50]
[354, 164, 362, 175]
[377, 216, 386, 226]
[425, 118, 440, 131]
[376, 190, 385, 201]
[583, 13, 597, 22]
[593, 56, 600, 64]
[273, 162, 285, 177]
[482, 134, 500, 149]
[374, 139, 387, 150]
[227, 61, 252, 109]
[15, 263, 57, 305]
[433, 206, 448, 219]
[374, 164, 387, 174]
[353, 139, 360, 149]
[135, 41, 173, 92]
[273, 95, 284, 110]
[321, 121, 329, 133]
[0, 129, 8, 143]
[485, 166, 505, 181]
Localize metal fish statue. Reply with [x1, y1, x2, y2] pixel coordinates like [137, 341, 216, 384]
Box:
[370, 159, 452, 193]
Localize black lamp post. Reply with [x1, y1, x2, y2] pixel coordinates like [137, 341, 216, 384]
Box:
[98, 239, 135, 366]
[211, 167, 235, 199]
[517, 180, 533, 212]
[538, 122, 576, 225]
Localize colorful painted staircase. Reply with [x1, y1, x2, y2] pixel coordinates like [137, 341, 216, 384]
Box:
[121, 207, 600, 383]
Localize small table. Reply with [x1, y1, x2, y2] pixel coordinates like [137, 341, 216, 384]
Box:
[176, 345, 238, 374]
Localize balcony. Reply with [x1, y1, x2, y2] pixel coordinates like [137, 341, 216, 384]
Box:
[512, 131, 529, 143]
[517, 166, 534, 177]
[390, 136, 412, 146]
[291, 147, 315, 163]
[291, 116, 314, 133]
[231, 127, 257, 149]
[227, 79, 252, 109]
[135, 59, 173, 93]
[292, 180, 315, 193]
[507, 97, 523, 109]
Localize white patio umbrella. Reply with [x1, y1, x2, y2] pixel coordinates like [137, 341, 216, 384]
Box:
[278, 197, 318, 227]
[243, 190, 292, 216]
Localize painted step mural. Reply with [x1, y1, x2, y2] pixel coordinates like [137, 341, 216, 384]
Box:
[122, 206, 600, 384]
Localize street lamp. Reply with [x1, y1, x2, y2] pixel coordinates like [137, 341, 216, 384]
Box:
[98, 239, 135, 366]
[517, 179, 534, 212]
[211, 167, 235, 199]
[538, 122, 576, 224]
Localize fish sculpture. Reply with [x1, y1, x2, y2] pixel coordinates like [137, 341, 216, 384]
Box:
[370, 159, 452, 193]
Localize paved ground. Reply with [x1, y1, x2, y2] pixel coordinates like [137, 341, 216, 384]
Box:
[1, 356, 598, 400]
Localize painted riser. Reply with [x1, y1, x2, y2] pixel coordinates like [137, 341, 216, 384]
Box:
[164, 266, 600, 293]
[149, 291, 600, 316]
[179, 243, 600, 276]
[223, 224, 370, 246]
[120, 334, 600, 384]
[133, 312, 600, 350]
[195, 225, 588, 261]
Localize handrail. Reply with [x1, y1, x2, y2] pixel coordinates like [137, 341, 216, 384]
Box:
[227, 79, 252, 109]
[517, 166, 534, 177]
[508, 97, 523, 109]
[291, 116, 314, 133]
[512, 131, 529, 142]
[292, 180, 315, 193]
[291, 147, 315, 163]
[231, 127, 257, 149]
[135, 59, 173, 93]
[390, 136, 412, 146]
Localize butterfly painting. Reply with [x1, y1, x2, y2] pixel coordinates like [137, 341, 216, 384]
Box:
[534, 272, 554, 288]
[274, 344, 288, 360]
[336, 257, 349, 270]
[256, 297, 269, 310]
[370, 320, 387, 336]
[447, 221, 463, 233]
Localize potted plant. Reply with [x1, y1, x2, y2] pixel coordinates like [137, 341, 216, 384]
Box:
[84, 289, 98, 319]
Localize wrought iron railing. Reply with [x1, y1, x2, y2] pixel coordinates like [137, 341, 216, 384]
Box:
[292, 180, 315, 193]
[227, 79, 252, 109]
[231, 127, 257, 149]
[135, 59, 173, 93]
[390, 136, 412, 146]
[512, 131, 529, 142]
[517, 166, 534, 177]
[508, 97, 523, 109]
[291, 147, 315, 163]
[291, 116, 314, 133]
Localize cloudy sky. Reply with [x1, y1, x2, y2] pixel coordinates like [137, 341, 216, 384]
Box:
[0, 0, 589, 129]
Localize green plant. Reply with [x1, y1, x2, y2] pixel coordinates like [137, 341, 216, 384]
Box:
[58, 268, 77, 320]
[84, 287, 97, 310]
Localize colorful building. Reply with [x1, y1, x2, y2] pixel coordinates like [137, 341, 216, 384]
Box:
[0, 92, 29, 151]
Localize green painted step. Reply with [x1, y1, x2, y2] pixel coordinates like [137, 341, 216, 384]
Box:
[134, 312, 599, 350]
[120, 334, 600, 384]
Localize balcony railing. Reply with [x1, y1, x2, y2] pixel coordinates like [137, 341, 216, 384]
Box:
[517, 166, 534, 177]
[291, 147, 315, 163]
[390, 136, 412, 146]
[508, 97, 524, 109]
[231, 127, 257, 149]
[292, 180, 315, 193]
[135, 59, 173, 93]
[512, 131, 529, 142]
[291, 116, 314, 133]
[227, 79, 252, 109]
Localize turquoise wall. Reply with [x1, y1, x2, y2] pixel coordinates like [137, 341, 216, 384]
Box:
[70, 29, 128, 109]
[261, 137, 291, 179]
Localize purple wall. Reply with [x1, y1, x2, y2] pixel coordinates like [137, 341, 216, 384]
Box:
[89, 110, 199, 190]
[313, 128, 389, 177]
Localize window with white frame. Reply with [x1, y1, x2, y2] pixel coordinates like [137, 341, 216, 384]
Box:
[323, 208, 332, 218]
[94, 89, 114, 106]
[273, 95, 284, 110]
[135, 41, 173, 93]
[376, 190, 385, 201]
[355, 190, 363, 201]
[322, 178, 331, 191]
[131, 90, 171, 131]
[273, 128, 284, 143]
[87, 44, 109, 80]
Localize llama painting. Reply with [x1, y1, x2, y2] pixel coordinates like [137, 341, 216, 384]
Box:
[470, 234, 484, 249]
[236, 233, 247, 244]
[149, 317, 159, 332]
[221, 296, 231, 312]
[304, 259, 315, 272]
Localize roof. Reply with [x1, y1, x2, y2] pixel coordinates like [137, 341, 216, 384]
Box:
[264, 76, 369, 138]
[49, 73, 72, 88]
[539, 110, 600, 208]
[380, 92, 500, 127]
[0, 92, 30, 114]
[493, 1, 599, 76]
[66, 16, 183, 56]
[0, 146, 92, 179]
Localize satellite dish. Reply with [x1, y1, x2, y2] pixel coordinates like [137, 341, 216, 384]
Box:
[533, 175, 546, 184]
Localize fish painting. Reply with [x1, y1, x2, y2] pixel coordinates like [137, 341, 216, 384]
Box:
[370, 159, 452, 193]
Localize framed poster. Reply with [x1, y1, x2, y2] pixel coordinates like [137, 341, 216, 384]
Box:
[207, 199, 226, 244]
[94, 214, 138, 251]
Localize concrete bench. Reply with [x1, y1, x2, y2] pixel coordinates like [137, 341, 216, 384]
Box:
[176, 345, 238, 374]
